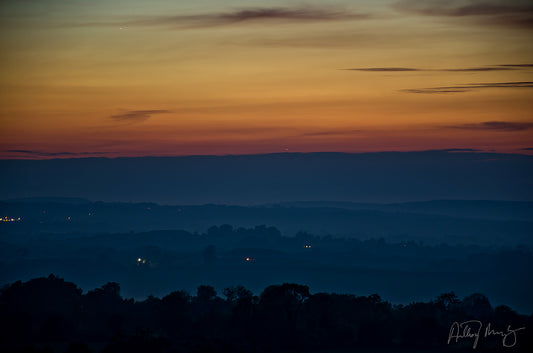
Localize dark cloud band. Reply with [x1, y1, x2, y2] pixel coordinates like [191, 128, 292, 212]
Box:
[393, 0, 533, 28]
[447, 121, 533, 132]
[6, 150, 111, 157]
[109, 110, 170, 122]
[394, 0, 533, 17]
[342, 66, 522, 72]
[81, 7, 368, 29]
[402, 82, 533, 94]
[301, 130, 362, 137]
[343, 67, 420, 72]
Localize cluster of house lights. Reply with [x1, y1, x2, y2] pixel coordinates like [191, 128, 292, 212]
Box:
[0, 216, 21, 222]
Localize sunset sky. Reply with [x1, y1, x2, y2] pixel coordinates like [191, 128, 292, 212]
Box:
[1, 0, 532, 158]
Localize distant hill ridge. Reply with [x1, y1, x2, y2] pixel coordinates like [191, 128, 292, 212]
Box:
[272, 199, 533, 221]
[1, 198, 531, 246]
[6, 197, 92, 205]
[1, 151, 532, 204]
[4, 197, 532, 221]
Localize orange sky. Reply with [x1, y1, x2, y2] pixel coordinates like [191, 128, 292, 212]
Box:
[1, 0, 532, 158]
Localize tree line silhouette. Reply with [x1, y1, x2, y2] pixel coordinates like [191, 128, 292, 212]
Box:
[1, 275, 531, 353]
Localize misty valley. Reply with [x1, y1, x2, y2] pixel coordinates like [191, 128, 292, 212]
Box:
[1, 198, 532, 315]
[0, 187, 533, 353]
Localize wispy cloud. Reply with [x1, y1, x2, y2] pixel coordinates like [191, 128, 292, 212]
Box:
[343, 67, 420, 72]
[393, 0, 533, 28]
[402, 89, 471, 94]
[301, 130, 363, 137]
[454, 82, 533, 88]
[402, 81, 533, 94]
[109, 110, 170, 123]
[6, 150, 112, 157]
[394, 0, 532, 17]
[80, 7, 368, 29]
[441, 148, 482, 152]
[440, 67, 516, 72]
[447, 121, 533, 132]
[342, 66, 518, 72]
[521, 147, 533, 151]
[498, 64, 533, 68]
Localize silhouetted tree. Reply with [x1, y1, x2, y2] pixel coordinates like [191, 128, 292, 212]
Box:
[81, 282, 125, 338]
[65, 341, 92, 353]
[461, 293, 493, 319]
[257, 283, 310, 350]
[0, 274, 82, 345]
[1, 275, 531, 353]
[101, 330, 169, 353]
[197, 285, 217, 303]
[435, 291, 460, 311]
[156, 290, 192, 338]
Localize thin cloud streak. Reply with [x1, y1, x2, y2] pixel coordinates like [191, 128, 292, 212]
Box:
[6, 150, 112, 157]
[499, 64, 533, 67]
[447, 121, 533, 132]
[109, 110, 170, 122]
[393, 0, 533, 28]
[441, 67, 516, 72]
[343, 67, 420, 72]
[466, 82, 533, 88]
[441, 148, 481, 152]
[402, 82, 533, 94]
[394, 0, 533, 17]
[402, 89, 471, 94]
[80, 7, 369, 29]
[342, 66, 518, 72]
[301, 130, 363, 137]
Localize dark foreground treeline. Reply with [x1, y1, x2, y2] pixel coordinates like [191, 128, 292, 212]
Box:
[1, 275, 531, 353]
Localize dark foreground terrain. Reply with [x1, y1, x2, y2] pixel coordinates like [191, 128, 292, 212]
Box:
[1, 275, 531, 353]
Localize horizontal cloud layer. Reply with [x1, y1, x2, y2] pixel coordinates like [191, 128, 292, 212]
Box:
[301, 129, 362, 137]
[447, 121, 533, 132]
[342, 65, 530, 72]
[6, 150, 111, 157]
[402, 81, 533, 94]
[343, 67, 420, 72]
[81, 7, 368, 29]
[109, 110, 170, 122]
[393, 0, 533, 28]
